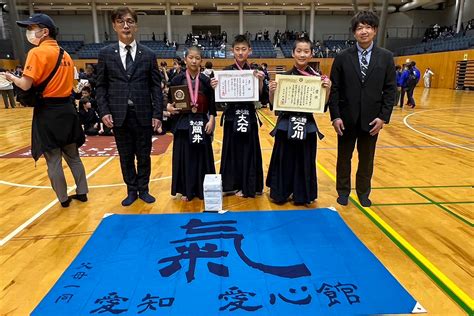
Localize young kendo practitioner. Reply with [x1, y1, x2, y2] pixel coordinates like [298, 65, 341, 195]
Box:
[210, 35, 269, 198]
[167, 46, 216, 201]
[267, 37, 332, 205]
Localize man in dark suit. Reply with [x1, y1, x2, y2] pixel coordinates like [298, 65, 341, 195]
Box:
[327, 11, 396, 207]
[97, 6, 163, 206]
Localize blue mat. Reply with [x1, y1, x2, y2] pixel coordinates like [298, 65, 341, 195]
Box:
[33, 209, 424, 315]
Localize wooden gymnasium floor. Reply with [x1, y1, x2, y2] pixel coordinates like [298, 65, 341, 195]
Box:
[0, 87, 472, 315]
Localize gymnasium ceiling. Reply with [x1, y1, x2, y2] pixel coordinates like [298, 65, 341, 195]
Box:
[12, 0, 448, 12]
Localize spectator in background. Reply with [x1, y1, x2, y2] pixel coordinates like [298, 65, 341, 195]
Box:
[395, 65, 403, 106]
[159, 61, 170, 83]
[0, 69, 16, 108]
[423, 67, 434, 88]
[78, 86, 101, 135]
[203, 61, 214, 78]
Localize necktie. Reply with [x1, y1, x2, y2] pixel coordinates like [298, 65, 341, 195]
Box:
[125, 45, 134, 72]
[360, 49, 368, 81]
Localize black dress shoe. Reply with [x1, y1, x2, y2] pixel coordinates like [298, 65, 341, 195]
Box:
[122, 192, 138, 206]
[358, 196, 372, 207]
[139, 191, 156, 204]
[70, 194, 88, 202]
[60, 197, 71, 208]
[337, 196, 349, 206]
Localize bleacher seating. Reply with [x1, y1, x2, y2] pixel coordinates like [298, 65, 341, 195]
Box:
[75, 40, 177, 59]
[394, 34, 474, 56]
[186, 38, 226, 58]
[280, 40, 294, 58]
[250, 40, 277, 58]
[140, 41, 177, 59]
[58, 41, 84, 55]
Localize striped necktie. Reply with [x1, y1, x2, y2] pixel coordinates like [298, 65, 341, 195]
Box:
[360, 49, 368, 81]
[125, 45, 134, 72]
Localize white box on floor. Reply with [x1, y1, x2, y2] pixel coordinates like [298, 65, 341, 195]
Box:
[205, 202, 223, 212]
[204, 190, 222, 199]
[204, 196, 222, 211]
[203, 174, 222, 192]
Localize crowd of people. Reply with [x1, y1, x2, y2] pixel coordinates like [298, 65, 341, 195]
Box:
[422, 18, 474, 42]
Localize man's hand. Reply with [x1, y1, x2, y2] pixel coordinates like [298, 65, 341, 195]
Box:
[152, 118, 162, 133]
[269, 80, 277, 93]
[205, 116, 215, 134]
[166, 102, 180, 115]
[102, 114, 114, 128]
[332, 118, 345, 136]
[210, 78, 218, 89]
[369, 118, 384, 136]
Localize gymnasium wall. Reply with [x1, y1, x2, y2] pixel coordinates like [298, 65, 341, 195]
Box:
[2, 49, 472, 89]
[394, 49, 473, 89]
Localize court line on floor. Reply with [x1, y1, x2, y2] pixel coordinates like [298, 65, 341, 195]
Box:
[0, 156, 115, 247]
[372, 184, 473, 190]
[403, 108, 474, 152]
[371, 201, 474, 206]
[409, 188, 473, 227]
[258, 109, 474, 314]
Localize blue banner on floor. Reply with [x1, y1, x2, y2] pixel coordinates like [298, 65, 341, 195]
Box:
[33, 209, 424, 315]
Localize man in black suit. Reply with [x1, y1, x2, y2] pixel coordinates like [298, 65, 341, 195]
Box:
[97, 7, 163, 206]
[327, 11, 396, 207]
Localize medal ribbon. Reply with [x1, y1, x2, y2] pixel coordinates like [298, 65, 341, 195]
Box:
[296, 66, 328, 80]
[234, 60, 249, 71]
[185, 70, 200, 108]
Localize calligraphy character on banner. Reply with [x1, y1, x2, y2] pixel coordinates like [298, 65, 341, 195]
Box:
[158, 219, 311, 283]
[218, 286, 263, 312]
[267, 37, 332, 205]
[166, 46, 217, 202]
[90, 292, 129, 315]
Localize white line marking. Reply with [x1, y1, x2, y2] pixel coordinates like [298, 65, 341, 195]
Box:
[0, 156, 115, 247]
[0, 160, 222, 189]
[403, 108, 474, 152]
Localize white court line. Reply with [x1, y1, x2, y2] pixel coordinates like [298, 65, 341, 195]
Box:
[403, 108, 474, 152]
[0, 156, 115, 247]
[0, 160, 221, 189]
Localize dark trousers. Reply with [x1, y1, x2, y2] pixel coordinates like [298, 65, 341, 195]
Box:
[1, 89, 15, 108]
[336, 126, 378, 198]
[406, 86, 416, 106]
[395, 87, 401, 106]
[399, 88, 406, 107]
[113, 109, 153, 193]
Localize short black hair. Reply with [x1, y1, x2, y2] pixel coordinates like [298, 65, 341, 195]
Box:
[185, 45, 202, 57]
[410, 61, 416, 67]
[232, 34, 251, 48]
[81, 86, 91, 93]
[39, 23, 58, 39]
[395, 65, 401, 70]
[205, 61, 213, 69]
[111, 6, 138, 24]
[160, 61, 167, 67]
[292, 37, 313, 52]
[350, 11, 379, 33]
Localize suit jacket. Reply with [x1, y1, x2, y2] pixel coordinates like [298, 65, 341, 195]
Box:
[96, 43, 163, 127]
[327, 45, 396, 132]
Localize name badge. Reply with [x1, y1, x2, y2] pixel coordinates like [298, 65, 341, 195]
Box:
[233, 108, 250, 134]
[288, 115, 307, 140]
[189, 119, 205, 145]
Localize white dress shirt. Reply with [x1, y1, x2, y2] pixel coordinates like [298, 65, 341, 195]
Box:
[118, 40, 137, 70]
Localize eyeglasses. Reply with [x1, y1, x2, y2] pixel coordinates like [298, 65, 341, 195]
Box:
[115, 19, 136, 27]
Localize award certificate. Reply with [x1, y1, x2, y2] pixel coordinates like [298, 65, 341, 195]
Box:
[214, 70, 259, 102]
[273, 74, 326, 113]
